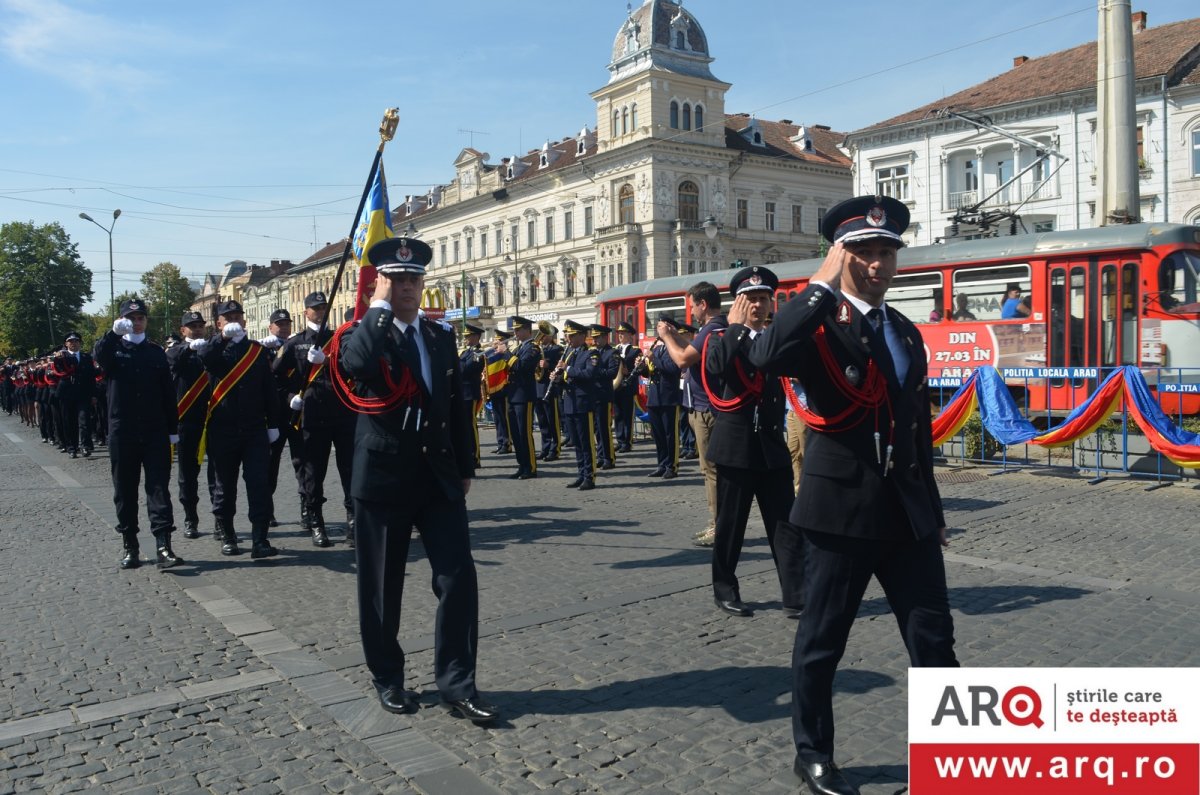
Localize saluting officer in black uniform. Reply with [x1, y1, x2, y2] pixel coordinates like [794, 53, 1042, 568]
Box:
[504, 316, 541, 479]
[534, 323, 563, 462]
[166, 310, 212, 539]
[703, 266, 806, 620]
[276, 291, 356, 547]
[192, 299, 281, 559]
[749, 196, 957, 795]
[261, 308, 304, 530]
[559, 319, 601, 490]
[339, 236, 498, 724]
[93, 298, 182, 570]
[589, 325, 619, 470]
[458, 322, 487, 468]
[611, 322, 640, 453]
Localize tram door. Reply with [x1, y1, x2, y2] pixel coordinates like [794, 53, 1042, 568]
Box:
[1048, 259, 1138, 411]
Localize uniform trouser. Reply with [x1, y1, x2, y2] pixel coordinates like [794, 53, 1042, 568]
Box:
[690, 410, 718, 527]
[564, 412, 596, 481]
[77, 402, 93, 450]
[299, 421, 355, 511]
[60, 397, 80, 451]
[469, 399, 483, 467]
[109, 432, 174, 537]
[792, 530, 958, 762]
[507, 401, 537, 475]
[613, 389, 635, 448]
[593, 403, 615, 466]
[175, 422, 210, 521]
[354, 482, 479, 701]
[39, 399, 53, 440]
[786, 412, 806, 494]
[534, 395, 561, 457]
[491, 393, 510, 451]
[647, 405, 681, 473]
[711, 464, 804, 609]
[208, 432, 273, 525]
[268, 425, 304, 499]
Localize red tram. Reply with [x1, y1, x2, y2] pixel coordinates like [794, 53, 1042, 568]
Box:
[596, 222, 1200, 415]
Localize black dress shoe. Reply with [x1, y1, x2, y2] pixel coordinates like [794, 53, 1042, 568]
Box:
[600, 462, 615, 470]
[251, 542, 278, 559]
[714, 597, 753, 617]
[517, 472, 537, 480]
[647, 468, 665, 478]
[156, 545, 184, 569]
[661, 468, 677, 480]
[543, 454, 558, 462]
[82, 449, 92, 457]
[783, 606, 804, 619]
[378, 687, 418, 715]
[182, 520, 200, 539]
[577, 479, 595, 491]
[565, 478, 583, 488]
[442, 695, 499, 724]
[793, 758, 858, 795]
[535, 451, 546, 460]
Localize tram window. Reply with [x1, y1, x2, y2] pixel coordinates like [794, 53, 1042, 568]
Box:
[644, 296, 686, 337]
[1049, 270, 1066, 370]
[1101, 265, 1117, 367]
[885, 272, 942, 323]
[1069, 269, 1086, 368]
[1121, 263, 1138, 364]
[951, 264, 1031, 321]
[1157, 251, 1200, 312]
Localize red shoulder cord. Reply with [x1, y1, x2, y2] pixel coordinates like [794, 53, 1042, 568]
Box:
[699, 329, 766, 412]
[325, 321, 422, 416]
[779, 327, 895, 456]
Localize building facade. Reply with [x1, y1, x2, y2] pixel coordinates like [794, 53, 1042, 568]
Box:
[843, 13, 1200, 246]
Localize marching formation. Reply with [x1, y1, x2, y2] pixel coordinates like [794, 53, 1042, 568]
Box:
[0, 195, 957, 793]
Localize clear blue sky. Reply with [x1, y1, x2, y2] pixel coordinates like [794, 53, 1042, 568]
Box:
[1, 0, 1195, 312]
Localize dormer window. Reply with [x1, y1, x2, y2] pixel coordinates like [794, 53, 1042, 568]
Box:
[754, 132, 763, 146]
[675, 30, 686, 49]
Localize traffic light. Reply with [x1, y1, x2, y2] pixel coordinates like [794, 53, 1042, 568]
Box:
[731, 259, 744, 269]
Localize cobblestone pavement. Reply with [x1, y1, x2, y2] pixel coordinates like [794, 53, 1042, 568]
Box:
[1, 413, 1197, 794]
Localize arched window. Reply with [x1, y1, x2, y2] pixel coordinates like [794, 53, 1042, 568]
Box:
[682, 103, 692, 131]
[675, 30, 685, 49]
[622, 107, 629, 135]
[677, 181, 700, 222]
[669, 101, 679, 129]
[694, 105, 703, 131]
[619, 184, 635, 224]
[613, 110, 620, 136]
[630, 103, 638, 131]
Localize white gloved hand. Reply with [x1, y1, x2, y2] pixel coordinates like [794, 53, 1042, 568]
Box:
[266, 428, 280, 444]
[222, 322, 244, 340]
[258, 335, 283, 349]
[306, 347, 326, 364]
[188, 337, 209, 352]
[289, 394, 303, 411]
[113, 318, 134, 335]
[168, 434, 180, 445]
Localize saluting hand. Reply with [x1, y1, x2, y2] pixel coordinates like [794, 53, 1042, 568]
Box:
[112, 318, 134, 336]
[727, 294, 751, 326]
[811, 242, 850, 292]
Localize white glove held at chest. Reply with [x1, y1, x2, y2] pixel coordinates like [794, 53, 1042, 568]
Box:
[266, 428, 280, 444]
[289, 394, 303, 411]
[222, 322, 244, 340]
[112, 318, 134, 335]
[258, 335, 283, 349]
[188, 337, 209, 352]
[306, 347, 326, 364]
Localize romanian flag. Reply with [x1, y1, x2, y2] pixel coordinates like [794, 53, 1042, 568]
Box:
[484, 349, 509, 396]
[351, 163, 394, 321]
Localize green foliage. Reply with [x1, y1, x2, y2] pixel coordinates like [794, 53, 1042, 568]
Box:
[140, 262, 197, 342]
[0, 221, 93, 356]
[962, 413, 1002, 460]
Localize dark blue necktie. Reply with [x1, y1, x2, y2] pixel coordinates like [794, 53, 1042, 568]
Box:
[866, 308, 898, 385]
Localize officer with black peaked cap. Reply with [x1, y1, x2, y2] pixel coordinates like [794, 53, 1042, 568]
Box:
[588, 324, 618, 470]
[339, 236, 498, 723]
[459, 322, 487, 468]
[504, 315, 541, 480]
[166, 309, 213, 539]
[93, 297, 183, 569]
[611, 321, 640, 453]
[748, 195, 955, 795]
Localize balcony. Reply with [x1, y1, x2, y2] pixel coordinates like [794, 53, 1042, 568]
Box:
[594, 222, 641, 238]
[946, 181, 1058, 211]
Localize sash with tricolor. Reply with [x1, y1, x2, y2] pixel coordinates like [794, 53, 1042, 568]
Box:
[196, 343, 264, 464]
[177, 374, 207, 422]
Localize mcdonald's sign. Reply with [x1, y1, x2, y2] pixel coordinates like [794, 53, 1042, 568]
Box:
[421, 288, 447, 320]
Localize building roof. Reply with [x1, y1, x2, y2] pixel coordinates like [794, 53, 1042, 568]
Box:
[609, 0, 717, 84]
[856, 15, 1200, 134]
[723, 115, 851, 167]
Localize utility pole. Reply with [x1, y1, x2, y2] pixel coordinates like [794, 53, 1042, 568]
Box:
[1095, 0, 1140, 224]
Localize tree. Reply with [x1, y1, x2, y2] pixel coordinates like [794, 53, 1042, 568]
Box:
[0, 221, 94, 356]
[82, 292, 138, 350]
[140, 262, 197, 342]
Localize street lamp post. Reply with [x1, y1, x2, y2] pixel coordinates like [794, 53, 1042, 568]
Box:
[79, 209, 121, 319]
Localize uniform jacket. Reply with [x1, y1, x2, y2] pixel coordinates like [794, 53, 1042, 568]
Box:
[52, 351, 96, 403]
[199, 336, 280, 435]
[165, 342, 210, 426]
[703, 325, 790, 471]
[593, 345, 619, 404]
[645, 343, 682, 408]
[535, 343, 564, 399]
[749, 283, 945, 540]
[505, 338, 541, 404]
[613, 343, 641, 397]
[339, 306, 475, 503]
[459, 344, 485, 402]
[93, 332, 177, 438]
[562, 345, 601, 415]
[274, 327, 353, 430]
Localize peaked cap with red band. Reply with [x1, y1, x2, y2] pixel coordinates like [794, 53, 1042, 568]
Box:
[821, 195, 910, 247]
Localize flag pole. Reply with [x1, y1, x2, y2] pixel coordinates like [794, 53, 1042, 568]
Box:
[316, 108, 398, 341]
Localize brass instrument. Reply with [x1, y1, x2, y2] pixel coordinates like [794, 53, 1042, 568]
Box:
[533, 320, 555, 380]
[613, 342, 629, 391]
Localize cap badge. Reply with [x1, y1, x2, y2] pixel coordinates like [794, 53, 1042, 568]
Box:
[748, 274, 763, 286]
[866, 206, 887, 227]
[396, 240, 413, 263]
[844, 365, 860, 386]
[836, 302, 852, 325]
